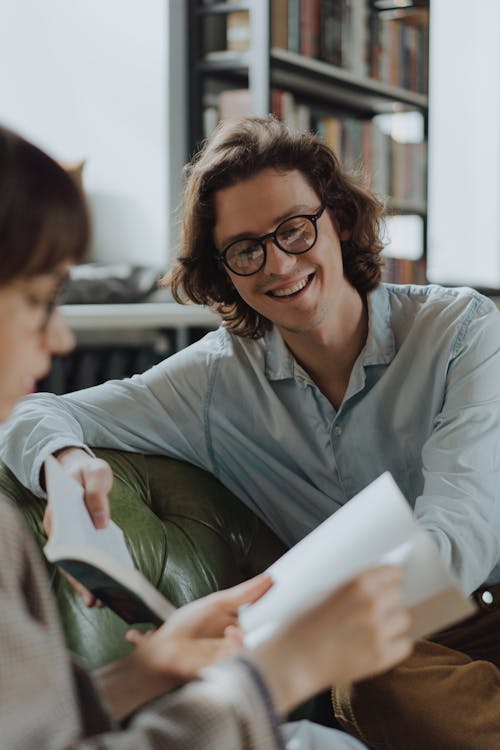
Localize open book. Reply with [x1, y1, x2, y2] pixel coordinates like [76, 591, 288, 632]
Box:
[240, 472, 476, 647]
[45, 456, 475, 639]
[44, 455, 175, 626]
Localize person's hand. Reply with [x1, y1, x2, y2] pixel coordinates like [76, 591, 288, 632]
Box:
[97, 573, 273, 721]
[125, 573, 273, 686]
[252, 565, 413, 715]
[43, 446, 113, 606]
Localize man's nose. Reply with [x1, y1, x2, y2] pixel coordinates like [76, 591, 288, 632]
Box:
[263, 239, 297, 275]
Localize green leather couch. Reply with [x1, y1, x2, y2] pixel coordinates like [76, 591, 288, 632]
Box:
[0, 448, 286, 668]
[1, 447, 337, 725]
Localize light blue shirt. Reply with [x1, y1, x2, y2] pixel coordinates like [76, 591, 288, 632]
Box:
[2, 283, 500, 593]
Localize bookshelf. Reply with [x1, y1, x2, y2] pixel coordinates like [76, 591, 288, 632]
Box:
[188, 0, 430, 285]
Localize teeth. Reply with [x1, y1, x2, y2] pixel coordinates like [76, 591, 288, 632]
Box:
[270, 278, 308, 297]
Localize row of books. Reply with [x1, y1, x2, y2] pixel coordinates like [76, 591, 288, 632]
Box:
[381, 257, 427, 286]
[272, 0, 368, 77]
[203, 87, 426, 206]
[274, 90, 426, 204]
[270, 0, 428, 93]
[201, 1, 428, 95]
[369, 6, 429, 93]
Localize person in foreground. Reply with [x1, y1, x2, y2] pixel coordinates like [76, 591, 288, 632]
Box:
[2, 117, 500, 749]
[0, 126, 415, 750]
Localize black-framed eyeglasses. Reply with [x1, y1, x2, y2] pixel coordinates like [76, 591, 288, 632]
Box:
[216, 206, 325, 277]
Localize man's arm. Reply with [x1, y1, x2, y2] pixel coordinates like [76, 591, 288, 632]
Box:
[415, 298, 500, 593]
[0, 340, 214, 498]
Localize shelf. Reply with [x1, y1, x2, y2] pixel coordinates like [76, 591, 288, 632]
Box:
[200, 50, 250, 71]
[197, 1, 251, 13]
[387, 199, 427, 215]
[270, 49, 428, 114]
[198, 47, 428, 116]
[61, 303, 220, 332]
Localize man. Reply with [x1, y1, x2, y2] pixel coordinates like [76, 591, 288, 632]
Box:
[2, 116, 500, 750]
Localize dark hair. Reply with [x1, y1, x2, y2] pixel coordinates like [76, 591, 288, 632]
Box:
[164, 116, 385, 338]
[0, 126, 89, 284]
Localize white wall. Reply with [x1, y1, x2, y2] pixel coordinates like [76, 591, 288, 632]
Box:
[427, 0, 500, 287]
[0, 0, 186, 267]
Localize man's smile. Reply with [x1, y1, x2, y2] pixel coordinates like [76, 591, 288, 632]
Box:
[265, 273, 315, 299]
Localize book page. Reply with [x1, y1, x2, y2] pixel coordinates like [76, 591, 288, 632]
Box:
[45, 454, 134, 569]
[44, 455, 176, 624]
[240, 472, 475, 646]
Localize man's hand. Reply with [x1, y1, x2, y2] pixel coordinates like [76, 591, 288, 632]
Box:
[252, 565, 413, 715]
[48, 447, 112, 529]
[43, 447, 113, 606]
[125, 573, 273, 685]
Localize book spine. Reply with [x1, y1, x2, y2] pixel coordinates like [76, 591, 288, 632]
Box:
[288, 0, 301, 54]
[271, 0, 289, 50]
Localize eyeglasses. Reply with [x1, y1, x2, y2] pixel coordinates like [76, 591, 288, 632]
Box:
[217, 206, 325, 277]
[39, 278, 69, 332]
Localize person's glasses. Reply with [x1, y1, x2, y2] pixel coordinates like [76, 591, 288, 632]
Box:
[39, 278, 70, 332]
[217, 206, 325, 277]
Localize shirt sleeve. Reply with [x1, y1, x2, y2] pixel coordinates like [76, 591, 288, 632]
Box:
[415, 296, 500, 593]
[0, 338, 217, 497]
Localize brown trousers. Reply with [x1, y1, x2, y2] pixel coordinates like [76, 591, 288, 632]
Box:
[333, 583, 500, 750]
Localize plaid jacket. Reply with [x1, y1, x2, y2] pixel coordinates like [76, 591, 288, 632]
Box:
[0, 495, 284, 750]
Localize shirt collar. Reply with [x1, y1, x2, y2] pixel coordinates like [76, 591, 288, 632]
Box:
[264, 326, 298, 381]
[362, 284, 395, 365]
[264, 283, 395, 381]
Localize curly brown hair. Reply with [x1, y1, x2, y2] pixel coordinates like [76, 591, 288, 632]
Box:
[163, 116, 385, 338]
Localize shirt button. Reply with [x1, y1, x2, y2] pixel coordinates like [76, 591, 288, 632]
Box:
[481, 590, 494, 607]
[334, 426, 343, 436]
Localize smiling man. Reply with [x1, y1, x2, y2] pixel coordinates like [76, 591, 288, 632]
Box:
[2, 116, 500, 750]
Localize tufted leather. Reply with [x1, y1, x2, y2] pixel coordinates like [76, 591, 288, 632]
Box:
[0, 448, 286, 669]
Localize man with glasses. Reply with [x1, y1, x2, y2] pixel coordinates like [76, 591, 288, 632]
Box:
[2, 116, 500, 750]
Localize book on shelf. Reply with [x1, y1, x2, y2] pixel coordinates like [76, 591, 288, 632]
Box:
[272, 0, 289, 49]
[226, 2, 250, 53]
[382, 257, 427, 286]
[203, 88, 253, 136]
[240, 472, 475, 648]
[320, 0, 344, 67]
[219, 88, 252, 120]
[300, 0, 321, 59]
[44, 455, 176, 626]
[370, 5, 429, 92]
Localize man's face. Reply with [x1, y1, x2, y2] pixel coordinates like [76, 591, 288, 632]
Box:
[213, 168, 351, 341]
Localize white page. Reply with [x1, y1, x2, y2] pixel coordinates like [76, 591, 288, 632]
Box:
[241, 472, 474, 646]
[45, 454, 134, 570]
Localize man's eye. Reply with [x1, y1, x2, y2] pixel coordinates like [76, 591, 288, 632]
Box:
[280, 228, 301, 241]
[234, 245, 261, 261]
[279, 221, 307, 242]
